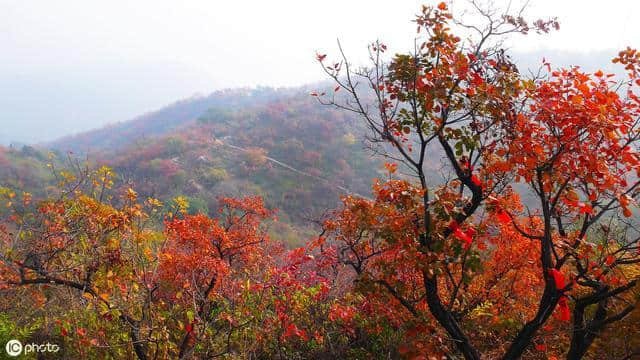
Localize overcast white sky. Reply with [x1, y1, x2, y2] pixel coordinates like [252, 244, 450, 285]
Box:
[0, 0, 638, 143]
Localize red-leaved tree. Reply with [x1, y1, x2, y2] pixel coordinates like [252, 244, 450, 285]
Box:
[316, 2, 640, 359]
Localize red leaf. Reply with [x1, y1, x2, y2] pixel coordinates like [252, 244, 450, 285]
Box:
[461, 160, 473, 171]
[558, 296, 571, 321]
[535, 344, 547, 351]
[448, 220, 459, 231]
[471, 174, 482, 187]
[465, 227, 476, 237]
[284, 323, 307, 340]
[548, 268, 566, 290]
[76, 327, 86, 337]
[449, 220, 470, 246]
[578, 202, 593, 214]
[453, 227, 472, 248]
[605, 255, 615, 266]
[496, 210, 510, 224]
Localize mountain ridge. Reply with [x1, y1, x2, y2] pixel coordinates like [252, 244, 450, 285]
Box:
[48, 86, 302, 153]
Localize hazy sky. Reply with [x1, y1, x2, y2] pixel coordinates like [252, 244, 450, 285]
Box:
[1, 0, 638, 143]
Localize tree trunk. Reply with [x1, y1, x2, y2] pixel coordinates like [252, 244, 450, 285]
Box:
[423, 272, 481, 360]
[503, 285, 557, 360]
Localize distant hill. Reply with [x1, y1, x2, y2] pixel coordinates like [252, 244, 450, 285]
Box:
[3, 86, 387, 246]
[49, 87, 298, 154]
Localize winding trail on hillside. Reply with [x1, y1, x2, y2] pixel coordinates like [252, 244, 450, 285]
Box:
[214, 139, 373, 201]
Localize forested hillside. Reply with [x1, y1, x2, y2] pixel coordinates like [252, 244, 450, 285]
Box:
[50, 87, 295, 153]
[1, 87, 385, 246]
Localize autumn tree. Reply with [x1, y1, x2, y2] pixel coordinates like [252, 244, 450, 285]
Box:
[158, 196, 275, 358]
[0, 163, 284, 359]
[0, 165, 163, 358]
[317, 1, 640, 359]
